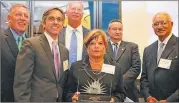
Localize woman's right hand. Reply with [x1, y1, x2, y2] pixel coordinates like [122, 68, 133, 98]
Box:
[72, 92, 80, 102]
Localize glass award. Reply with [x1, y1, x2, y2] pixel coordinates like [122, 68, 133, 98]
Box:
[77, 69, 112, 102]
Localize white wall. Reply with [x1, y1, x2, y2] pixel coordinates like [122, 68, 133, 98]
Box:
[121, 1, 178, 78]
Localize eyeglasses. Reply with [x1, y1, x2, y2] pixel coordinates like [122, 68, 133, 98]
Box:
[12, 12, 29, 19]
[47, 16, 64, 22]
[152, 21, 171, 27]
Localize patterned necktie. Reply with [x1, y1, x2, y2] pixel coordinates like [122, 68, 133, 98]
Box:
[69, 29, 77, 69]
[18, 36, 24, 50]
[52, 41, 60, 77]
[157, 42, 165, 63]
[113, 43, 118, 57]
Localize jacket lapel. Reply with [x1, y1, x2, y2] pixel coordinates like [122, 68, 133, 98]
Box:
[106, 41, 114, 61]
[59, 28, 66, 45]
[5, 28, 19, 58]
[116, 41, 126, 61]
[161, 35, 177, 59]
[152, 41, 159, 69]
[39, 34, 57, 81]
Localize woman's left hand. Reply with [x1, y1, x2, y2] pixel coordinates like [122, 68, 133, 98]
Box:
[110, 98, 115, 102]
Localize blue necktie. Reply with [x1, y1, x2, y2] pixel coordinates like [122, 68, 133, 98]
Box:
[113, 43, 118, 57]
[69, 29, 77, 69]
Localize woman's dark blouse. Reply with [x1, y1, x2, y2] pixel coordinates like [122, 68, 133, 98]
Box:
[63, 57, 126, 102]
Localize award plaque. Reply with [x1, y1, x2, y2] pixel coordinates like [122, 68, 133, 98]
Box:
[77, 69, 113, 102]
[78, 93, 111, 102]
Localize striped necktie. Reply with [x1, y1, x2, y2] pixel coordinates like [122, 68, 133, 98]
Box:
[52, 41, 60, 77]
[113, 43, 118, 57]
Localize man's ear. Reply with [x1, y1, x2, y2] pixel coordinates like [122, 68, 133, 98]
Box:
[7, 15, 11, 23]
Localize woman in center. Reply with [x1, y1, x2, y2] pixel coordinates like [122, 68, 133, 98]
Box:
[64, 29, 126, 102]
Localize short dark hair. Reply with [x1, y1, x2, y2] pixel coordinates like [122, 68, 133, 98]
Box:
[108, 19, 122, 29]
[42, 7, 65, 23]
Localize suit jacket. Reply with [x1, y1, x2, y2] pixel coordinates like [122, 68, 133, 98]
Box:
[105, 40, 141, 102]
[140, 34, 179, 102]
[13, 34, 69, 102]
[59, 26, 89, 59]
[64, 56, 126, 102]
[1, 28, 28, 102]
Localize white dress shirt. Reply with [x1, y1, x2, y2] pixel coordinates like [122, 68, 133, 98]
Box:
[158, 33, 172, 53]
[110, 40, 121, 51]
[65, 25, 83, 61]
[44, 31, 60, 53]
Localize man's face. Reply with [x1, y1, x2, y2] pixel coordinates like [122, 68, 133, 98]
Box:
[43, 10, 64, 37]
[152, 14, 173, 38]
[66, 2, 83, 22]
[8, 6, 30, 34]
[108, 22, 123, 42]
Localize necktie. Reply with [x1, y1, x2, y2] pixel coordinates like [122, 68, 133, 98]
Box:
[52, 41, 60, 77]
[113, 43, 118, 57]
[69, 29, 77, 69]
[18, 36, 24, 50]
[157, 42, 165, 63]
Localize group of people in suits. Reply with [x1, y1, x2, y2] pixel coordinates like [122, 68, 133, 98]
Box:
[1, 1, 178, 102]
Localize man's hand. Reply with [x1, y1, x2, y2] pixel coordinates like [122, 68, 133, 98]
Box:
[147, 96, 158, 102]
[110, 98, 115, 102]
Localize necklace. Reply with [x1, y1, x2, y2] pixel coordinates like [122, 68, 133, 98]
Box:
[92, 70, 102, 75]
[89, 59, 104, 65]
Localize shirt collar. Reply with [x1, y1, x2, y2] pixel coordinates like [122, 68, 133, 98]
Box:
[110, 40, 121, 46]
[158, 33, 172, 46]
[44, 31, 58, 47]
[10, 28, 26, 41]
[66, 24, 82, 33]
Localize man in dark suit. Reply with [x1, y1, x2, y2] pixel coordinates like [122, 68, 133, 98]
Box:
[140, 12, 179, 102]
[13, 7, 69, 102]
[1, 4, 30, 102]
[105, 19, 141, 102]
[59, 1, 89, 68]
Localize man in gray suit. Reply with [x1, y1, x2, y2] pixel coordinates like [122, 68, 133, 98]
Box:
[13, 7, 69, 102]
[59, 1, 89, 68]
[105, 19, 141, 102]
[140, 12, 179, 102]
[1, 4, 30, 102]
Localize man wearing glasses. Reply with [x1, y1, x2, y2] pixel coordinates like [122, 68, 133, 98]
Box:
[140, 12, 179, 102]
[13, 7, 69, 102]
[1, 4, 30, 102]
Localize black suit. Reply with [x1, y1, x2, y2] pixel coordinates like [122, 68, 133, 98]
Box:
[140, 34, 179, 102]
[1, 28, 28, 102]
[105, 40, 141, 102]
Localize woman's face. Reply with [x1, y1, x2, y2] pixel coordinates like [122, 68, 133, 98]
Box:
[87, 35, 106, 59]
